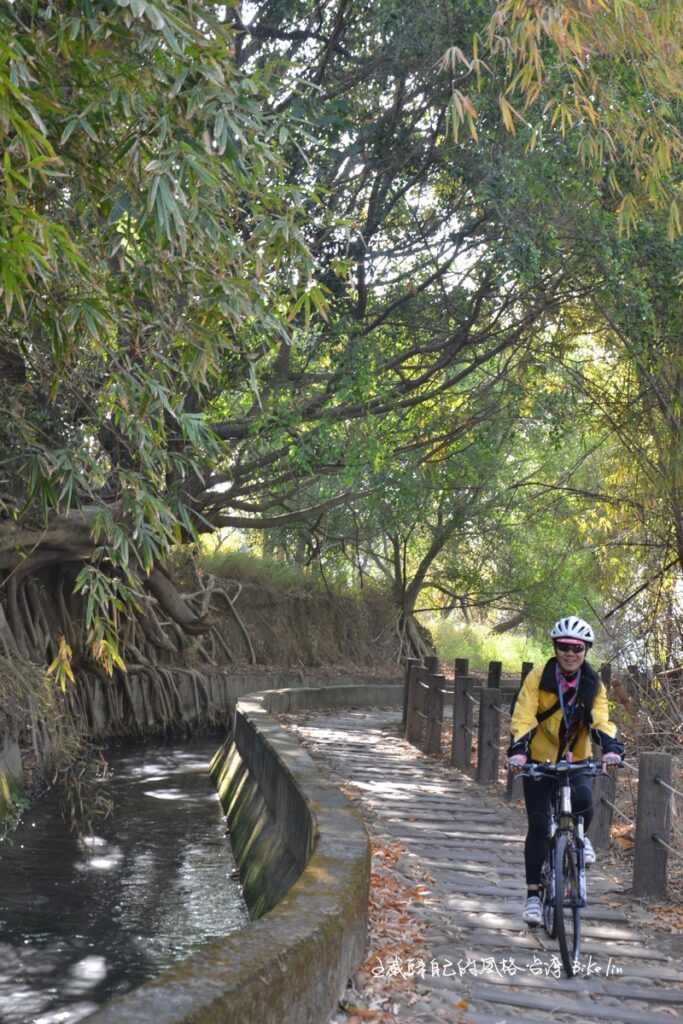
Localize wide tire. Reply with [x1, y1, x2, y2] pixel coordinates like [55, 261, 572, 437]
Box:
[554, 832, 581, 977]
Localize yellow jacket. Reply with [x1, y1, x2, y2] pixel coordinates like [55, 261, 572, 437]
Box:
[509, 658, 623, 763]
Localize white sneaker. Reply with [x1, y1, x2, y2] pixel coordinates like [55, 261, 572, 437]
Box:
[583, 836, 596, 866]
[523, 895, 543, 926]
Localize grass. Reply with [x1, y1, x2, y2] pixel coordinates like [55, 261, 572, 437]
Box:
[200, 549, 315, 590]
[0, 774, 30, 838]
[427, 617, 549, 674]
[197, 544, 371, 599]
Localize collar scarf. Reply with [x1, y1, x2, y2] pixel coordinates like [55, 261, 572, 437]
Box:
[556, 663, 580, 730]
[556, 663, 580, 699]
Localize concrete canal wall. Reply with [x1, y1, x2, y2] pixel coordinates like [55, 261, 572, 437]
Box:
[82, 679, 403, 1024]
[0, 734, 22, 818]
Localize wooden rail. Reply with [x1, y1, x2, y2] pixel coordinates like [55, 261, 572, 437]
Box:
[403, 655, 677, 898]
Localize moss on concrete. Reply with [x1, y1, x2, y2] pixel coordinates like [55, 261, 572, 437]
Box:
[0, 772, 12, 818]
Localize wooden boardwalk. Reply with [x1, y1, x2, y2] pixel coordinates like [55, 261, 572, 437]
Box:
[284, 708, 683, 1024]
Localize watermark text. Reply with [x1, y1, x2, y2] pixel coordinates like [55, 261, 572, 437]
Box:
[371, 954, 622, 980]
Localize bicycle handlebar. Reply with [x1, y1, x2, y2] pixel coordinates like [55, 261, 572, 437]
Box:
[518, 758, 620, 781]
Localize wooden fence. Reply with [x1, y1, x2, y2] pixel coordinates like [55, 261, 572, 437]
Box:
[402, 656, 681, 898]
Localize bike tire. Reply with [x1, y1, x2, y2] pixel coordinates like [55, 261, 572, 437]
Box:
[554, 832, 581, 977]
[540, 850, 556, 938]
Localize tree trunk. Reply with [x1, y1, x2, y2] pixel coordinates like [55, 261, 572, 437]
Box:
[145, 567, 212, 634]
[492, 611, 526, 634]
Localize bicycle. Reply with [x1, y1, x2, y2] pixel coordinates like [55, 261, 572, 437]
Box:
[517, 758, 620, 978]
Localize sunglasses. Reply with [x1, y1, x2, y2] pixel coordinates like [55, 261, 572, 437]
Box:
[555, 641, 586, 654]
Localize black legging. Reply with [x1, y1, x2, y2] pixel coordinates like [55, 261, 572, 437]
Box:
[522, 772, 594, 886]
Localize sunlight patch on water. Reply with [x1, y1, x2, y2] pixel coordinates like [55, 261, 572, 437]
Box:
[80, 835, 107, 849]
[142, 787, 193, 800]
[69, 956, 108, 985]
[0, 738, 247, 1024]
[33, 1002, 98, 1023]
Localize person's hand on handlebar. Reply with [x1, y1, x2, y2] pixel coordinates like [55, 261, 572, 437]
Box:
[508, 754, 528, 772]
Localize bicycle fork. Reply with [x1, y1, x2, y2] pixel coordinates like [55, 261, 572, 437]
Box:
[558, 781, 587, 907]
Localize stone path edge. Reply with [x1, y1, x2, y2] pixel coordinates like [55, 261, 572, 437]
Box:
[83, 683, 403, 1024]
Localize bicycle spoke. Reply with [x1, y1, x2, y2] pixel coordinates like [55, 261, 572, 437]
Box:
[540, 853, 556, 937]
[554, 833, 582, 977]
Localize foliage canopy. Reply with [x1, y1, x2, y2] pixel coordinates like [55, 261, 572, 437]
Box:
[1, 0, 683, 685]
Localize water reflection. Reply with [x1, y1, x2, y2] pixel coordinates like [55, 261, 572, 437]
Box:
[0, 736, 247, 1024]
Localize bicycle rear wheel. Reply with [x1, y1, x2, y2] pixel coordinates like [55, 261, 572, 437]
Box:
[554, 832, 581, 977]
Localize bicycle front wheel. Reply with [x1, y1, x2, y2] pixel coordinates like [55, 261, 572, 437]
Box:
[539, 851, 556, 938]
[554, 833, 581, 977]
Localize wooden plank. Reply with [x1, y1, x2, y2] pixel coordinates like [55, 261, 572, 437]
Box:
[465, 933, 671, 961]
[470, 974, 683, 1003]
[468, 983, 682, 1024]
[443, 894, 631, 924]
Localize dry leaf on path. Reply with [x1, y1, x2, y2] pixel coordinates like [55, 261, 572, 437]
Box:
[342, 1008, 384, 1021]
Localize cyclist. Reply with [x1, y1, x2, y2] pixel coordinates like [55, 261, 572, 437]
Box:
[507, 616, 624, 926]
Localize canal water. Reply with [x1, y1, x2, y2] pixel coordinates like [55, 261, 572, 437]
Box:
[0, 736, 249, 1024]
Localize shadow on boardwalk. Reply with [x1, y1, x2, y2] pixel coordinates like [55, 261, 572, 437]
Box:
[282, 708, 683, 1024]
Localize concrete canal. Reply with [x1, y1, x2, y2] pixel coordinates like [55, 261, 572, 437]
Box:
[0, 735, 248, 1024]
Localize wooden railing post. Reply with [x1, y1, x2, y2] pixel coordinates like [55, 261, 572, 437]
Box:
[452, 662, 473, 769]
[425, 654, 440, 674]
[402, 657, 419, 732]
[505, 662, 533, 800]
[487, 660, 502, 688]
[476, 688, 501, 784]
[591, 768, 616, 849]
[521, 661, 534, 684]
[422, 674, 445, 755]
[633, 752, 672, 897]
[589, 664, 617, 844]
[405, 664, 422, 744]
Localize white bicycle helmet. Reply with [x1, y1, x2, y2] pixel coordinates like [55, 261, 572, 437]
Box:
[550, 616, 594, 646]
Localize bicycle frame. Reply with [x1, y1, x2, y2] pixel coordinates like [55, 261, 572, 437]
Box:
[519, 758, 606, 977]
